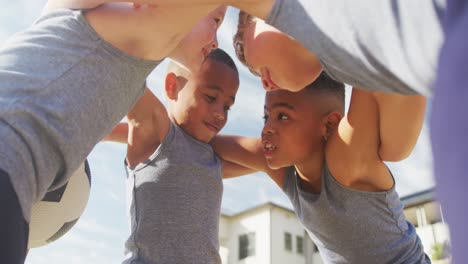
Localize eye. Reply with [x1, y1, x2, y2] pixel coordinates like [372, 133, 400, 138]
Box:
[262, 114, 269, 123]
[204, 94, 216, 103]
[278, 113, 289, 120]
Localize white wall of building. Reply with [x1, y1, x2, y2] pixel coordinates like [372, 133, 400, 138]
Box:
[219, 204, 310, 264]
[218, 199, 450, 264]
[270, 206, 307, 264]
[224, 208, 271, 264]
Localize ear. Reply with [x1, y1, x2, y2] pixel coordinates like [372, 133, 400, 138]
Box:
[165, 72, 178, 100]
[321, 111, 343, 141]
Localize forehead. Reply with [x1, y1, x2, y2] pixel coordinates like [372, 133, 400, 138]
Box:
[265, 89, 314, 110]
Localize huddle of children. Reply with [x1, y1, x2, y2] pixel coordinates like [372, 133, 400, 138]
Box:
[1, 0, 459, 263]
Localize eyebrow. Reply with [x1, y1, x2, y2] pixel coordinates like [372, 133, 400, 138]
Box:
[205, 84, 236, 103]
[264, 102, 295, 111]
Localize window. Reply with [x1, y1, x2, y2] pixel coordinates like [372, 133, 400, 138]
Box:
[296, 236, 304, 255]
[239, 232, 255, 260]
[284, 232, 292, 251]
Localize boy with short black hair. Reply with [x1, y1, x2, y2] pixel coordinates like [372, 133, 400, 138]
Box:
[211, 72, 429, 263]
[104, 49, 252, 263]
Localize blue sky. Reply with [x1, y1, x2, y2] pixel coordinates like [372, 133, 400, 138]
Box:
[2, 2, 434, 263]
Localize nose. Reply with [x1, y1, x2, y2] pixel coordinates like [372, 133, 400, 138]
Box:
[213, 105, 226, 121]
[261, 119, 275, 137]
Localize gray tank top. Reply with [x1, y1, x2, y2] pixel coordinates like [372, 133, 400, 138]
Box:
[0, 9, 160, 221]
[283, 164, 430, 264]
[124, 123, 223, 264]
[267, 0, 445, 96]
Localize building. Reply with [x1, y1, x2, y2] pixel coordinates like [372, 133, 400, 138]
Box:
[219, 202, 314, 264]
[219, 189, 450, 264]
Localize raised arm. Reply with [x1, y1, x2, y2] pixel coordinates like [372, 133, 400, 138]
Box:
[327, 88, 426, 191]
[125, 87, 170, 167]
[211, 135, 285, 186]
[373, 92, 426, 161]
[102, 122, 129, 143]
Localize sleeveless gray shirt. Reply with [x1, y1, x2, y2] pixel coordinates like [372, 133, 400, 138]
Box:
[0, 9, 160, 221]
[124, 123, 223, 264]
[283, 164, 430, 264]
[267, 0, 445, 96]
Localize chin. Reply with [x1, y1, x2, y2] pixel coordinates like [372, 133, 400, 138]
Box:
[266, 160, 286, 170]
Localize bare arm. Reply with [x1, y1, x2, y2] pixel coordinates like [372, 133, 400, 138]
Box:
[102, 123, 129, 143]
[327, 88, 425, 191]
[125, 87, 170, 167]
[373, 92, 426, 161]
[45, 1, 221, 61]
[211, 135, 285, 187]
[102, 0, 275, 20]
[327, 88, 393, 191]
[221, 159, 257, 179]
[43, 0, 115, 13]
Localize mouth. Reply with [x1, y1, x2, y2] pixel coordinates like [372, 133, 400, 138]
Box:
[262, 139, 277, 158]
[205, 122, 220, 133]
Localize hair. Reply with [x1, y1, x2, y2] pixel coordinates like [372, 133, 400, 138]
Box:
[304, 71, 346, 115]
[204, 48, 238, 75]
[233, 11, 259, 76]
[167, 48, 238, 77]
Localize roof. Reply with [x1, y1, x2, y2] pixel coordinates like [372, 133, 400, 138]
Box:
[400, 188, 436, 207]
[221, 188, 437, 217]
[221, 201, 294, 217]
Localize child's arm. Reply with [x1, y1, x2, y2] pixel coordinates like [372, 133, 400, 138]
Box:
[327, 88, 426, 191]
[221, 159, 257, 179]
[43, 0, 115, 12]
[44, 1, 221, 62]
[102, 122, 129, 143]
[372, 92, 426, 161]
[108, 0, 275, 20]
[125, 87, 170, 167]
[212, 135, 286, 186]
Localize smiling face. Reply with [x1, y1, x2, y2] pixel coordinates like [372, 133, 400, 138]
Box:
[261, 89, 327, 169]
[167, 58, 239, 143]
[235, 14, 322, 92]
[170, 5, 227, 71]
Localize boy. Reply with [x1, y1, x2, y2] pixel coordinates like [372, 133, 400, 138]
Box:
[211, 72, 429, 263]
[0, 1, 226, 262]
[103, 49, 253, 263]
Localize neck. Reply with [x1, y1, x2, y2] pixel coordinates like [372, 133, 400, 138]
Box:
[294, 146, 325, 193]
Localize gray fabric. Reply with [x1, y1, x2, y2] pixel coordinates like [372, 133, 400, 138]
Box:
[0, 9, 160, 221]
[124, 123, 222, 264]
[267, 0, 446, 96]
[282, 164, 430, 264]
